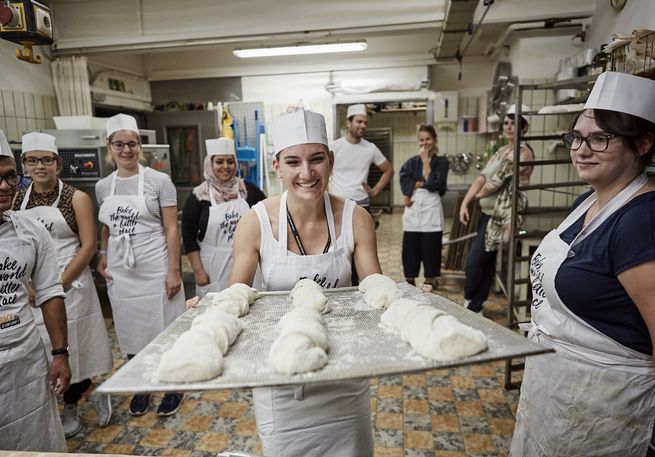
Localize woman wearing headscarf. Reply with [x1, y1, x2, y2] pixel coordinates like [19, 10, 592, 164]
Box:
[230, 108, 382, 456]
[95, 114, 185, 417]
[459, 104, 534, 313]
[510, 71, 655, 456]
[13, 132, 113, 437]
[181, 137, 265, 297]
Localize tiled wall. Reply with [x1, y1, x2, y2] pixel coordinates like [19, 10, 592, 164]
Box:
[0, 89, 59, 143]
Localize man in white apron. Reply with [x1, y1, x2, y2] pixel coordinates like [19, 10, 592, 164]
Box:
[511, 71, 655, 456]
[0, 130, 70, 451]
[17, 132, 113, 437]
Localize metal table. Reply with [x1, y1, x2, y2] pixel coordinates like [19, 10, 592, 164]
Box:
[97, 282, 551, 393]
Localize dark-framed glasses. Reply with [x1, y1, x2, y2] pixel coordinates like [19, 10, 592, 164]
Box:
[562, 132, 619, 152]
[0, 172, 23, 187]
[110, 141, 140, 151]
[24, 156, 57, 166]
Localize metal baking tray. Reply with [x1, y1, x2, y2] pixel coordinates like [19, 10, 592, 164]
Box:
[97, 282, 551, 393]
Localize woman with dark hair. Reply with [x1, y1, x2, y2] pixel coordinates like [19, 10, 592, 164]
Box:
[181, 137, 265, 296]
[399, 124, 448, 289]
[14, 132, 113, 437]
[510, 71, 655, 456]
[459, 104, 534, 313]
[95, 114, 185, 417]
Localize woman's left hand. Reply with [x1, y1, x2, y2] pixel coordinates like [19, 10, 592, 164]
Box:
[165, 271, 182, 299]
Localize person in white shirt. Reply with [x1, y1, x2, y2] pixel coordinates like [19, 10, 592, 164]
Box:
[329, 104, 394, 209]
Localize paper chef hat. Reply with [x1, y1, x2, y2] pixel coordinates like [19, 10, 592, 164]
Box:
[346, 104, 367, 119]
[0, 130, 13, 158]
[106, 113, 139, 136]
[205, 138, 236, 157]
[22, 132, 58, 155]
[271, 109, 328, 155]
[585, 71, 655, 124]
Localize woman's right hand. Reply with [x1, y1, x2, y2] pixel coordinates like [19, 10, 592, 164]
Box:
[404, 195, 413, 207]
[194, 270, 210, 287]
[96, 254, 112, 280]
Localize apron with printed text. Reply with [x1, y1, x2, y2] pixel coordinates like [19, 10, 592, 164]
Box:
[402, 188, 444, 232]
[98, 166, 185, 355]
[0, 212, 66, 452]
[21, 180, 113, 383]
[511, 173, 655, 457]
[252, 191, 373, 457]
[195, 194, 261, 296]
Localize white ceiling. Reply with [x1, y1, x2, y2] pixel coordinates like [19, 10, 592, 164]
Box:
[49, 0, 595, 80]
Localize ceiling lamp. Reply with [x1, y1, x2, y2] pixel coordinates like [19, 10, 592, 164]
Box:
[233, 41, 367, 58]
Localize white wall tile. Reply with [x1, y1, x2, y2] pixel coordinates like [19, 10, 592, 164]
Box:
[24, 93, 35, 118]
[5, 117, 19, 142]
[2, 90, 15, 117]
[16, 118, 28, 137]
[34, 94, 45, 119]
[13, 92, 26, 118]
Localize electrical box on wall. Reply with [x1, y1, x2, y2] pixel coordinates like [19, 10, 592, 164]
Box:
[0, 0, 53, 64]
[90, 69, 152, 112]
[433, 91, 458, 123]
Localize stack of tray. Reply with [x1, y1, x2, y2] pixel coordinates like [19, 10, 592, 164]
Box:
[97, 282, 550, 393]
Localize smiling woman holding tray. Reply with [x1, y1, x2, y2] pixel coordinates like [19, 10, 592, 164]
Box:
[230, 108, 382, 456]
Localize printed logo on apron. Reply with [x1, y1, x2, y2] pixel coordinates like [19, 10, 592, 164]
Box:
[0, 255, 28, 307]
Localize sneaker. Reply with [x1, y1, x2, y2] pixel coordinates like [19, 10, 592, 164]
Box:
[90, 392, 112, 427]
[157, 393, 184, 417]
[129, 393, 150, 416]
[62, 403, 82, 438]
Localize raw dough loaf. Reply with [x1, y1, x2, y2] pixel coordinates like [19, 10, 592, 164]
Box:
[290, 278, 323, 297]
[291, 285, 331, 314]
[358, 273, 402, 310]
[268, 333, 328, 374]
[211, 287, 249, 317]
[268, 307, 329, 374]
[229, 282, 260, 304]
[381, 298, 487, 361]
[278, 307, 329, 350]
[158, 330, 223, 382]
[192, 308, 243, 349]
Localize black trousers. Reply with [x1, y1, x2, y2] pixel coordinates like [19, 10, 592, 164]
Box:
[402, 231, 443, 278]
[63, 378, 92, 404]
[464, 213, 497, 312]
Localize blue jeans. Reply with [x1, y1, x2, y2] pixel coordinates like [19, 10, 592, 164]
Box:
[464, 214, 497, 312]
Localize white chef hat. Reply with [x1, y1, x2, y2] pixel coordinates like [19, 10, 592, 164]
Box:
[0, 130, 13, 159]
[585, 71, 655, 124]
[205, 137, 236, 157]
[506, 103, 530, 123]
[346, 104, 367, 119]
[271, 109, 328, 155]
[22, 132, 58, 155]
[106, 113, 139, 136]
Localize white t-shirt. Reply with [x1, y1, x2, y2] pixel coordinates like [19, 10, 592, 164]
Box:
[329, 137, 387, 203]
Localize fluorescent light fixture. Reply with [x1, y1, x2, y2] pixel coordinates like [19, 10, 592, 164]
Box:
[233, 41, 367, 58]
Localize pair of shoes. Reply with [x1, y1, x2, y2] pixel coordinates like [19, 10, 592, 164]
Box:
[90, 392, 112, 427]
[62, 403, 82, 438]
[157, 393, 184, 417]
[129, 394, 150, 416]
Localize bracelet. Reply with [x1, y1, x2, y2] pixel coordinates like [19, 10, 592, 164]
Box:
[51, 346, 70, 356]
[98, 250, 107, 256]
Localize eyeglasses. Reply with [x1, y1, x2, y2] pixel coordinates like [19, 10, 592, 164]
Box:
[110, 141, 140, 151]
[24, 156, 57, 166]
[562, 132, 619, 152]
[0, 172, 23, 187]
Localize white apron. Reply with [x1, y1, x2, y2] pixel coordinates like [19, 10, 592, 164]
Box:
[0, 213, 66, 452]
[252, 191, 373, 457]
[402, 188, 444, 232]
[511, 174, 655, 457]
[98, 165, 185, 355]
[21, 180, 113, 383]
[195, 193, 261, 297]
